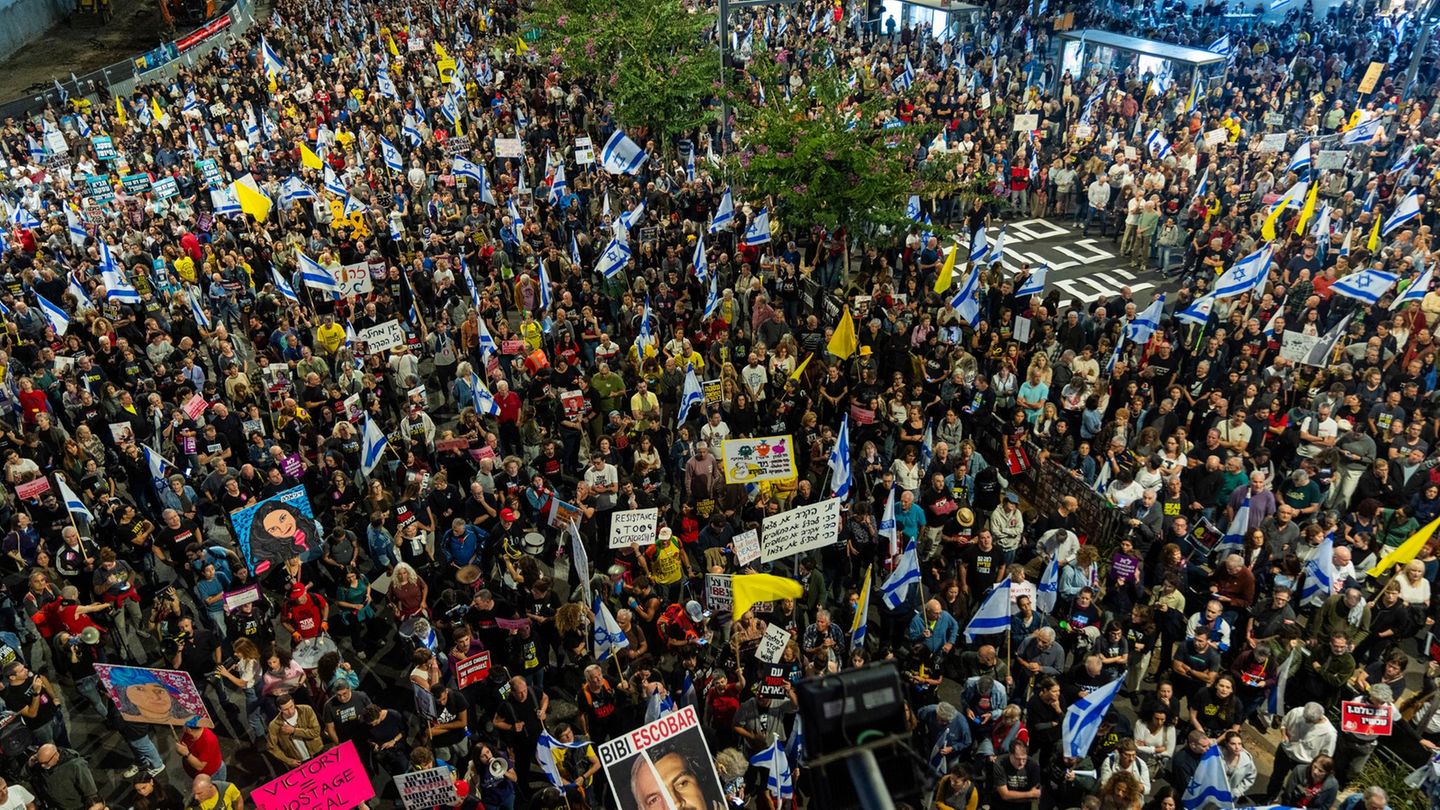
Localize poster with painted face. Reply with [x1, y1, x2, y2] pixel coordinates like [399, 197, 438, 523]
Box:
[93, 664, 212, 728]
[597, 706, 726, 810]
[230, 485, 324, 574]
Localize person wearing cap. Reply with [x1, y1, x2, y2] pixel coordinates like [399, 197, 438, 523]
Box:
[281, 583, 329, 644]
[176, 714, 225, 781]
[641, 527, 693, 601]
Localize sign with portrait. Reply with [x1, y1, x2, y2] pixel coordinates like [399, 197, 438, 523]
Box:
[229, 485, 323, 574]
[92, 665, 213, 728]
[596, 707, 726, 810]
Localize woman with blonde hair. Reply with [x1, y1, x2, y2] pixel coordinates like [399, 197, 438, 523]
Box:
[388, 562, 429, 619]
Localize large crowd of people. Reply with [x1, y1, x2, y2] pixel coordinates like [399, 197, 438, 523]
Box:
[0, 0, 1438, 807]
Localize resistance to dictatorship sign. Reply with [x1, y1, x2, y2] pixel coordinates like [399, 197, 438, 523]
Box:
[760, 497, 842, 562]
[597, 706, 727, 810]
[609, 507, 658, 548]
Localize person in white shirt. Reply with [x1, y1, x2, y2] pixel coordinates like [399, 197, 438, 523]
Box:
[1266, 702, 1337, 796]
[1100, 739, 1152, 798]
[583, 456, 619, 512]
[1134, 709, 1176, 773]
[1083, 177, 1112, 236]
[700, 412, 731, 446]
[0, 776, 35, 810]
[1298, 403, 1340, 459]
[740, 355, 768, 402]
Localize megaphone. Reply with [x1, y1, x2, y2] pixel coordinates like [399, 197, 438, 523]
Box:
[488, 758, 508, 778]
[78, 626, 101, 645]
[1071, 770, 1098, 780]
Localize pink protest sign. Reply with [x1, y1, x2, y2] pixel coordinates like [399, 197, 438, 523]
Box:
[251, 740, 375, 810]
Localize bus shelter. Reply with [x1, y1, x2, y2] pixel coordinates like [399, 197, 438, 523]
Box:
[879, 0, 984, 41]
[1056, 29, 1228, 91]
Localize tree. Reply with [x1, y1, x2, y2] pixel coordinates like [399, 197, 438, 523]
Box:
[526, 0, 719, 148]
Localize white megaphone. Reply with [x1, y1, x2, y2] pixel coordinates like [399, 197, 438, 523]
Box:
[78, 626, 101, 645]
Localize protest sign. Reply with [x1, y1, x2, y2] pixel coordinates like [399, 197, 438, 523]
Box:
[229, 485, 323, 574]
[182, 395, 208, 420]
[1317, 150, 1349, 171]
[1280, 330, 1321, 363]
[252, 741, 375, 810]
[92, 136, 117, 161]
[702, 379, 722, 406]
[755, 624, 791, 663]
[495, 137, 525, 158]
[1259, 133, 1288, 152]
[455, 650, 493, 688]
[1358, 61, 1385, 94]
[152, 177, 179, 199]
[548, 499, 581, 529]
[1204, 128, 1229, 147]
[15, 478, 49, 500]
[597, 707, 726, 810]
[609, 508, 659, 548]
[761, 498, 842, 561]
[1341, 701, 1393, 735]
[356, 320, 406, 354]
[575, 136, 596, 165]
[395, 765, 459, 808]
[721, 436, 797, 484]
[92, 665, 212, 728]
[733, 529, 761, 566]
[1012, 114, 1039, 132]
[758, 664, 790, 697]
[337, 262, 374, 297]
[122, 173, 152, 194]
[704, 574, 733, 612]
[222, 584, 262, 613]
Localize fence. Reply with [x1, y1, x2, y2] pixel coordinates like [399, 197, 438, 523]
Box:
[0, 0, 257, 121]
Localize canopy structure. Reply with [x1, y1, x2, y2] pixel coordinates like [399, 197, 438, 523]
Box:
[879, 0, 984, 41]
[1057, 28, 1229, 93]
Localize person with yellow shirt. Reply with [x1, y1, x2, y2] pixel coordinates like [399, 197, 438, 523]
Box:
[630, 379, 661, 432]
[519, 313, 543, 351]
[643, 528, 694, 597]
[187, 774, 242, 810]
[315, 315, 346, 356]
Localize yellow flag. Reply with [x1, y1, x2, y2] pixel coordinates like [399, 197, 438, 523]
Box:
[732, 573, 805, 619]
[433, 42, 450, 61]
[300, 143, 323, 170]
[1294, 182, 1320, 235]
[932, 241, 959, 294]
[1345, 109, 1363, 132]
[1368, 514, 1440, 576]
[1367, 215, 1383, 251]
[115, 95, 127, 126]
[387, 36, 400, 58]
[516, 36, 529, 55]
[828, 306, 859, 360]
[230, 175, 273, 222]
[789, 352, 812, 381]
[849, 565, 872, 641]
[150, 96, 165, 124]
[1260, 199, 1286, 241]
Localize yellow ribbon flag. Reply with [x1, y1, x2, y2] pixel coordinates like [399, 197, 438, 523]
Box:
[1293, 182, 1320, 235]
[789, 352, 812, 381]
[932, 240, 959, 294]
[828, 306, 859, 360]
[1367, 215, 1383, 251]
[150, 96, 166, 124]
[1368, 515, 1440, 576]
[299, 143, 323, 170]
[387, 36, 400, 58]
[230, 174, 273, 222]
[516, 36, 529, 55]
[1260, 199, 1286, 241]
[115, 95, 127, 126]
[433, 42, 450, 61]
[732, 573, 805, 619]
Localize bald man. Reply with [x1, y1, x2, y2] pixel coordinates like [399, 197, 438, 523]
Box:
[906, 599, 959, 656]
[191, 774, 243, 810]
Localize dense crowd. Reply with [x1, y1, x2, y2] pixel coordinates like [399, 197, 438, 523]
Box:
[0, 0, 1439, 807]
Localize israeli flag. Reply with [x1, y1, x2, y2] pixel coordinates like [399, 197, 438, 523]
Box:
[343, 194, 365, 219]
[596, 238, 632, 279]
[281, 176, 316, 205]
[8, 205, 39, 230]
[968, 226, 988, 263]
[298, 252, 339, 292]
[537, 258, 552, 315]
[1392, 263, 1433, 310]
[1192, 168, 1210, 202]
[1269, 0, 1293, 10]
[1208, 34, 1231, 56]
[377, 69, 398, 100]
[677, 365, 704, 424]
[323, 166, 348, 197]
[56, 476, 93, 522]
[600, 130, 648, 175]
[881, 541, 921, 610]
[592, 595, 630, 661]
[710, 188, 735, 232]
[272, 268, 299, 303]
[67, 275, 93, 312]
[102, 266, 142, 304]
[703, 274, 720, 321]
[1263, 297, 1288, 338]
[986, 226, 1007, 265]
[361, 413, 388, 477]
[1342, 117, 1383, 145]
[1016, 265, 1048, 298]
[34, 293, 69, 335]
[1124, 294, 1166, 345]
[750, 739, 795, 804]
[1145, 129, 1172, 160]
[1177, 294, 1215, 328]
[693, 234, 710, 282]
[1181, 743, 1235, 810]
[1384, 189, 1421, 237]
[1300, 533, 1336, 605]
[963, 577, 1013, 642]
[685, 147, 696, 182]
[880, 486, 898, 554]
[1332, 268, 1397, 305]
[402, 114, 423, 147]
[65, 208, 88, 248]
[188, 288, 211, 330]
[141, 444, 171, 481]
[1220, 496, 1250, 552]
[1286, 141, 1312, 176]
[260, 36, 286, 76]
[636, 296, 657, 358]
[828, 415, 851, 499]
[1036, 555, 1059, 613]
[380, 137, 403, 173]
[743, 208, 772, 245]
[618, 200, 646, 236]
[907, 195, 922, 222]
[440, 91, 461, 124]
[1062, 677, 1123, 759]
[949, 266, 982, 327]
[471, 374, 501, 416]
[548, 161, 567, 205]
[892, 57, 915, 92]
[1213, 244, 1273, 299]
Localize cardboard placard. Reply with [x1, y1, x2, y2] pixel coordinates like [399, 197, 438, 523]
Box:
[222, 583, 262, 613]
[1259, 133, 1288, 152]
[455, 650, 492, 688]
[608, 507, 659, 549]
[92, 665, 213, 728]
[337, 262, 374, 297]
[122, 173, 152, 194]
[574, 136, 595, 165]
[702, 379, 722, 405]
[760, 498, 842, 562]
[395, 766, 458, 809]
[251, 741, 375, 810]
[1204, 128, 1229, 147]
[733, 529, 761, 567]
[182, 396, 208, 420]
[1263, 112, 1286, 127]
[1317, 150, 1349, 171]
[1280, 330, 1321, 363]
[704, 574, 733, 611]
[435, 438, 470, 453]
[15, 478, 50, 500]
[849, 404, 876, 425]
[501, 339, 526, 355]
[755, 623, 791, 663]
[758, 664, 790, 697]
[1340, 700, 1393, 735]
[596, 707, 726, 810]
[494, 137, 524, 158]
[1358, 61, 1385, 95]
[720, 436, 797, 484]
[356, 320, 406, 354]
[1012, 113, 1039, 132]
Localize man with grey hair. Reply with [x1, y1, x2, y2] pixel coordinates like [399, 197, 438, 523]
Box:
[1015, 626, 1064, 697]
[1334, 684, 1398, 782]
[1267, 701, 1337, 795]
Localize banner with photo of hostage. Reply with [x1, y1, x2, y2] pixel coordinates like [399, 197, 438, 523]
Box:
[230, 486, 324, 575]
[597, 706, 727, 810]
[93, 664, 213, 728]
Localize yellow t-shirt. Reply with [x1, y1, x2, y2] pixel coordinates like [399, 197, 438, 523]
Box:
[194, 783, 241, 810]
[650, 538, 684, 585]
[316, 322, 346, 355]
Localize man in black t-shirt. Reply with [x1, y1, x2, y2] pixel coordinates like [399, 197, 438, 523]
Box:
[427, 683, 470, 763]
[493, 675, 547, 801]
[958, 531, 1002, 602]
[321, 680, 373, 746]
[1, 661, 63, 746]
[991, 740, 1042, 810]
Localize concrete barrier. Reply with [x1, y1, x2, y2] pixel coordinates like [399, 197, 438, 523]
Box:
[0, 0, 74, 64]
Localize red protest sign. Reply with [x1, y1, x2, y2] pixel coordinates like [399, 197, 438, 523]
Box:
[455, 651, 492, 688]
[1340, 700, 1393, 736]
[15, 478, 50, 500]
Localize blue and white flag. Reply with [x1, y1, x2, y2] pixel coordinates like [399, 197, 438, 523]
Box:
[1124, 294, 1166, 345]
[750, 739, 794, 804]
[1213, 244, 1273, 299]
[600, 130, 648, 175]
[743, 209, 772, 245]
[377, 69, 398, 100]
[34, 293, 69, 335]
[380, 137, 403, 173]
[949, 266, 982, 327]
[298, 252, 339, 292]
[881, 541, 921, 610]
[693, 234, 709, 282]
[65, 208, 88, 248]
[535, 732, 593, 788]
[142, 444, 171, 481]
[968, 226, 988, 263]
[710, 188, 735, 232]
[1192, 168, 1210, 202]
[1016, 264, 1048, 298]
[963, 577, 1012, 641]
[361, 413, 388, 476]
[56, 476, 93, 522]
[402, 114, 423, 148]
[1286, 141, 1313, 176]
[471, 374, 501, 416]
[1392, 262, 1433, 310]
[1181, 743, 1235, 810]
[323, 165, 348, 197]
[1384, 189, 1421, 236]
[985, 226, 1007, 265]
[880, 486, 898, 554]
[907, 195, 922, 222]
[1269, 0, 1294, 10]
[271, 268, 299, 303]
[1208, 34, 1232, 56]
[1037, 555, 1059, 613]
[1331, 269, 1398, 305]
[260, 36, 286, 76]
[636, 296, 657, 358]
[537, 258, 553, 316]
[1146, 129, 1172, 160]
[188, 288, 210, 330]
[67, 274, 93, 312]
[1342, 117, 1384, 145]
[102, 265, 141, 304]
[1219, 496, 1250, 552]
[592, 595, 630, 661]
[1062, 677, 1123, 759]
[8, 205, 38, 230]
[548, 161, 567, 206]
[1263, 297, 1289, 338]
[1300, 533, 1336, 605]
[1177, 294, 1215, 328]
[280, 176, 315, 205]
[595, 239, 632, 278]
[618, 200, 646, 236]
[892, 57, 915, 92]
[829, 415, 851, 499]
[704, 274, 720, 321]
[677, 365, 704, 424]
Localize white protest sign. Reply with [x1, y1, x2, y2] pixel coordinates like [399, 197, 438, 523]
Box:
[356, 320, 405, 354]
[1259, 133, 1288, 152]
[733, 529, 761, 566]
[608, 507, 658, 549]
[704, 574, 732, 611]
[1012, 113, 1039, 132]
[755, 624, 791, 664]
[1317, 150, 1349, 171]
[394, 766, 457, 809]
[1281, 330, 1322, 364]
[574, 136, 595, 165]
[337, 262, 374, 298]
[760, 498, 842, 562]
[1204, 128, 1229, 147]
[494, 137, 524, 158]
